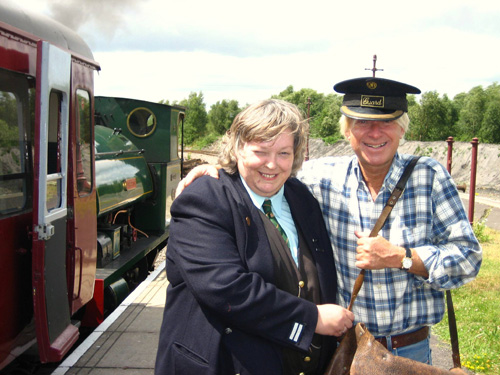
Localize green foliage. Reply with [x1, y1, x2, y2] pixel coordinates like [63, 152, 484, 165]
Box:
[178, 92, 208, 145]
[0, 92, 18, 129]
[160, 81, 500, 146]
[478, 83, 500, 143]
[407, 92, 456, 141]
[193, 133, 220, 149]
[208, 99, 240, 135]
[456, 86, 486, 141]
[0, 119, 18, 148]
[0, 93, 19, 148]
[414, 145, 434, 157]
[322, 134, 343, 145]
[272, 86, 342, 141]
[473, 208, 492, 243]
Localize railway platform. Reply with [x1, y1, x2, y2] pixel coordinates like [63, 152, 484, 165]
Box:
[53, 262, 168, 375]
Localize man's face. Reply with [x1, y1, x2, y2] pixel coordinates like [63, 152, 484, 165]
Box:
[346, 119, 405, 173]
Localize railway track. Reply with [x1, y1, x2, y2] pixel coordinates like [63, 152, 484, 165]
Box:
[181, 149, 219, 176]
[183, 149, 219, 157]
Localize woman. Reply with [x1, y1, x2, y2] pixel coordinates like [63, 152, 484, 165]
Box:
[155, 99, 354, 375]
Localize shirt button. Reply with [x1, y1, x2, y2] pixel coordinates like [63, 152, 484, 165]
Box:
[304, 356, 311, 362]
[224, 327, 232, 334]
[298, 281, 305, 288]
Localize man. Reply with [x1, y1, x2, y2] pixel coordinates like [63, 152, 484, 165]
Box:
[178, 77, 482, 364]
[297, 77, 481, 364]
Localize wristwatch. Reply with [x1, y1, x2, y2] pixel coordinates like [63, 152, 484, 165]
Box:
[401, 247, 413, 270]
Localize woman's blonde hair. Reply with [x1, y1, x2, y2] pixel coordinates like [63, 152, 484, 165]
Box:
[339, 113, 410, 139]
[218, 99, 308, 176]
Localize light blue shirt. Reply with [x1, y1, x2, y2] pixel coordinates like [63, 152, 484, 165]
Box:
[240, 176, 299, 266]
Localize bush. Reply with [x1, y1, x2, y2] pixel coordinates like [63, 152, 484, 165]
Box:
[473, 208, 492, 243]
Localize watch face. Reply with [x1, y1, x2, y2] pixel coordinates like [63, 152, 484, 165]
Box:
[402, 257, 413, 269]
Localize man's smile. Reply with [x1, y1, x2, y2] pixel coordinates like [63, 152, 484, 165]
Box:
[364, 142, 387, 149]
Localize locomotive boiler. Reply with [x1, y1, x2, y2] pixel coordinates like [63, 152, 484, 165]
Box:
[0, 2, 184, 370]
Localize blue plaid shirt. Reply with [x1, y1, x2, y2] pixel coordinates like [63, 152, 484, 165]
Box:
[297, 153, 482, 336]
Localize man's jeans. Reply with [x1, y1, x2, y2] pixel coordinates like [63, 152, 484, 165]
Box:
[385, 334, 432, 365]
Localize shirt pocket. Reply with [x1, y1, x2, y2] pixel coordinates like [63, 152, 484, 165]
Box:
[400, 225, 428, 247]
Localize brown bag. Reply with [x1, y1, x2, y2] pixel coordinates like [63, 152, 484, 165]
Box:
[323, 157, 466, 374]
[350, 323, 467, 375]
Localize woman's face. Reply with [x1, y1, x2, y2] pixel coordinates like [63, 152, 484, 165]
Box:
[237, 130, 294, 197]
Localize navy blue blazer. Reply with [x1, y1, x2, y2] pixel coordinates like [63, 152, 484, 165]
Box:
[155, 170, 338, 375]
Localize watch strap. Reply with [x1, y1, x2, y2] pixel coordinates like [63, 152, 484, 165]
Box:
[401, 247, 413, 270]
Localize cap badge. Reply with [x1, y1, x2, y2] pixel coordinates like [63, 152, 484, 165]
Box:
[361, 95, 384, 108]
[366, 81, 377, 90]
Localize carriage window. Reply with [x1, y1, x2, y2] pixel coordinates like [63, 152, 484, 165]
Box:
[46, 91, 62, 211]
[127, 107, 156, 137]
[76, 89, 92, 195]
[0, 70, 31, 216]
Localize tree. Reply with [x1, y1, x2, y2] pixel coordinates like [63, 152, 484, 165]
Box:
[208, 100, 240, 135]
[272, 86, 342, 140]
[480, 101, 500, 143]
[406, 95, 421, 140]
[476, 83, 500, 143]
[158, 82, 500, 146]
[178, 92, 208, 145]
[315, 94, 342, 141]
[421, 91, 454, 141]
[407, 92, 454, 141]
[456, 86, 486, 140]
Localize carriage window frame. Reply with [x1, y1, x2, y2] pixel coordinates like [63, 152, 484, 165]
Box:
[127, 107, 157, 137]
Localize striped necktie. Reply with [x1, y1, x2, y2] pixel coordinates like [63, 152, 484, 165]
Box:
[262, 199, 289, 248]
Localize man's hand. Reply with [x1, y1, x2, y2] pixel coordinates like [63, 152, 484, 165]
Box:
[354, 231, 403, 270]
[175, 164, 220, 198]
[354, 230, 429, 277]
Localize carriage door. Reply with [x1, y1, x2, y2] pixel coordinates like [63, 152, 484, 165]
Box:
[32, 41, 78, 362]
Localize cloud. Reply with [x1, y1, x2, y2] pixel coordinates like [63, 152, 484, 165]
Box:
[46, 0, 140, 37]
[11, 0, 500, 108]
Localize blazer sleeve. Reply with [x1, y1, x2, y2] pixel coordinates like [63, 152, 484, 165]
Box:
[168, 174, 318, 352]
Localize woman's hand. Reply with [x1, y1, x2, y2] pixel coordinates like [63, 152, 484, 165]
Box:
[315, 304, 355, 336]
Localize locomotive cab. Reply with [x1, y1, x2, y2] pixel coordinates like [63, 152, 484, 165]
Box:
[82, 97, 184, 322]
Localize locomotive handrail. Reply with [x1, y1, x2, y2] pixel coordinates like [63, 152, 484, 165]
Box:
[96, 149, 145, 157]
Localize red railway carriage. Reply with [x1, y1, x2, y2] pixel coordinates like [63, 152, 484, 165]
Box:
[0, 3, 183, 370]
[0, 2, 100, 368]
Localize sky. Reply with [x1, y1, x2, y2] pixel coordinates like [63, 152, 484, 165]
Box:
[8, 0, 500, 108]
